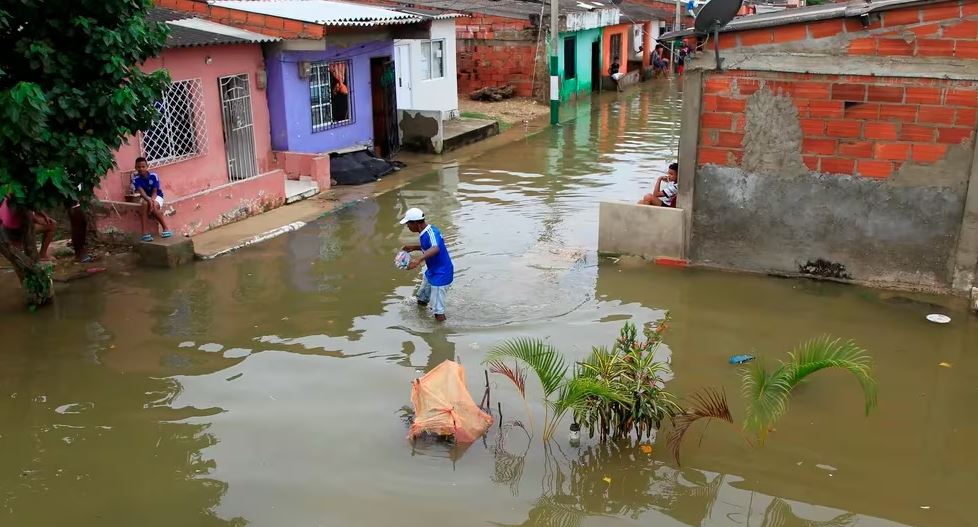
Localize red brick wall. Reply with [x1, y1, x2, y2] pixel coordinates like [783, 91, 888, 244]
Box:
[157, 0, 325, 38]
[698, 71, 978, 178]
[455, 16, 541, 98]
[717, 0, 978, 53]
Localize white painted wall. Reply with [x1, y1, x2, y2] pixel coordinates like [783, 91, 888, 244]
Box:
[394, 19, 459, 118]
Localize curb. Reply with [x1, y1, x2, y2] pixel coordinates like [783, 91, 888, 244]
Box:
[654, 257, 689, 268]
[198, 221, 307, 260]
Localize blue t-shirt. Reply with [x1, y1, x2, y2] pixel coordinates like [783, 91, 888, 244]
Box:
[131, 172, 164, 198]
[420, 224, 453, 286]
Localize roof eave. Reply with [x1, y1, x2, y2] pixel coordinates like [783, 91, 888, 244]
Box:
[662, 0, 942, 40]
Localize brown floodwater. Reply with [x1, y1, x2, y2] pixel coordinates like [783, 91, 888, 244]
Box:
[1, 79, 976, 527]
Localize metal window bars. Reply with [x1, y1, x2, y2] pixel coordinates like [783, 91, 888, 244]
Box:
[141, 78, 208, 168]
[310, 60, 354, 132]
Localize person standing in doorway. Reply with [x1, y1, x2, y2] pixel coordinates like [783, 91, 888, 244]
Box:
[400, 207, 454, 322]
[131, 157, 172, 242]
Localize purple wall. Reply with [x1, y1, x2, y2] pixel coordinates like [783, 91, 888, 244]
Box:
[265, 41, 393, 153]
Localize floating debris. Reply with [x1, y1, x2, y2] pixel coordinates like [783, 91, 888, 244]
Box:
[939, 362, 952, 368]
[729, 354, 755, 365]
[926, 314, 951, 324]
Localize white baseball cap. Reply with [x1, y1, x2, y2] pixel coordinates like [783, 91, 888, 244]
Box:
[399, 207, 425, 224]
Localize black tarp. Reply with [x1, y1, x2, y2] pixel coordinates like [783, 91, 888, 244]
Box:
[329, 149, 396, 186]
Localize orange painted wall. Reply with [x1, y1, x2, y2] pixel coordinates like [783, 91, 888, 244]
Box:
[602, 24, 630, 74]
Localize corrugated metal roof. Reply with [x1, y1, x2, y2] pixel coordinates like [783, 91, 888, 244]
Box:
[371, 0, 626, 20]
[211, 0, 426, 26]
[169, 18, 281, 43]
[661, 0, 931, 39]
[393, 7, 469, 20]
[149, 7, 280, 48]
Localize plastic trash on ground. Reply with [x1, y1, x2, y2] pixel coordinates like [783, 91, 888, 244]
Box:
[409, 360, 493, 443]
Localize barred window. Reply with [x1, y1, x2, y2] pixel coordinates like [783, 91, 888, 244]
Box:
[310, 60, 353, 132]
[141, 79, 208, 167]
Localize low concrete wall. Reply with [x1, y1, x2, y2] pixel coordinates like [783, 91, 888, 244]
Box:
[601, 69, 641, 91]
[598, 201, 685, 259]
[691, 165, 968, 289]
[272, 151, 331, 189]
[97, 169, 287, 238]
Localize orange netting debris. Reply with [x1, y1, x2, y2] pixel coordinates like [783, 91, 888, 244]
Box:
[409, 360, 493, 443]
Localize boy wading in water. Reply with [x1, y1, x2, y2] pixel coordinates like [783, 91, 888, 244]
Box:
[131, 157, 172, 242]
[400, 207, 454, 322]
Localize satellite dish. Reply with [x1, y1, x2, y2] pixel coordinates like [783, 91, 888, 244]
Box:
[693, 0, 743, 71]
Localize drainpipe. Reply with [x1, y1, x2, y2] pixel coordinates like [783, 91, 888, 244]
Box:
[550, 0, 559, 125]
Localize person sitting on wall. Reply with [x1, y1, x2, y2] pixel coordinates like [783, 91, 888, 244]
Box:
[639, 162, 679, 207]
[130, 157, 172, 242]
[652, 46, 670, 78]
[610, 60, 624, 92]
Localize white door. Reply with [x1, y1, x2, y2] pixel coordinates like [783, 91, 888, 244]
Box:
[394, 44, 412, 109]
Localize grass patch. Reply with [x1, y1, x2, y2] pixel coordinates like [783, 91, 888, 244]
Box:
[460, 111, 512, 131]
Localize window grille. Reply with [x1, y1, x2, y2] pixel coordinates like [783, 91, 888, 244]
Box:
[610, 33, 623, 64]
[310, 60, 354, 132]
[141, 79, 207, 167]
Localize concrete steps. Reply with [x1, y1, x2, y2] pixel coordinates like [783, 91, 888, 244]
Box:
[285, 178, 320, 204]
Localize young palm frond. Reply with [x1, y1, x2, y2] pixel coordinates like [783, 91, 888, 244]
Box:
[783, 336, 878, 415]
[668, 387, 734, 465]
[741, 361, 792, 444]
[489, 360, 527, 399]
[742, 336, 878, 444]
[485, 338, 568, 398]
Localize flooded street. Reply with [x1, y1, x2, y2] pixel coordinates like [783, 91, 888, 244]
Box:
[2, 79, 977, 527]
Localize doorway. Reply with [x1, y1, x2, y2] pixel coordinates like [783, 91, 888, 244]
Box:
[370, 56, 400, 159]
[591, 40, 602, 92]
[218, 73, 258, 181]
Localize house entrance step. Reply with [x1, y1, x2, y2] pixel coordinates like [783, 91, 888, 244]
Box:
[285, 179, 320, 204]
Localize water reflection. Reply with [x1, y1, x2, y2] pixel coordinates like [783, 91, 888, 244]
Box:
[494, 440, 910, 527]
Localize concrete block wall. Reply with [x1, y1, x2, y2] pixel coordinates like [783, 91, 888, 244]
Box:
[598, 202, 685, 260]
[456, 16, 541, 98]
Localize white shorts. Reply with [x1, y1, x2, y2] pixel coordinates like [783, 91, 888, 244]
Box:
[417, 275, 450, 315]
[612, 72, 625, 81]
[155, 196, 165, 208]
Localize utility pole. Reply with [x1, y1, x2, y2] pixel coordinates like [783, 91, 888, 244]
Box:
[671, 0, 681, 74]
[549, 0, 559, 125]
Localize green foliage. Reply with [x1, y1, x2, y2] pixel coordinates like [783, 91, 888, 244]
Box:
[485, 318, 678, 442]
[572, 321, 681, 442]
[742, 336, 878, 443]
[668, 336, 879, 465]
[0, 0, 170, 305]
[486, 338, 568, 398]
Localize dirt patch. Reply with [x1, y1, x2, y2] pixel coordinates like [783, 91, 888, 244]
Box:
[459, 97, 548, 128]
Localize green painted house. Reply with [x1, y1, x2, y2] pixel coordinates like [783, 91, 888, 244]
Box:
[556, 27, 603, 101]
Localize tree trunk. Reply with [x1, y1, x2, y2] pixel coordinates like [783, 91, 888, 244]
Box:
[0, 216, 54, 308]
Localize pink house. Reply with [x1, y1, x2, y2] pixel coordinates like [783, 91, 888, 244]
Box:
[98, 9, 323, 238]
